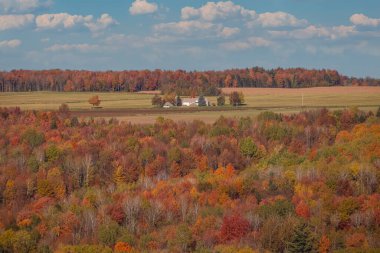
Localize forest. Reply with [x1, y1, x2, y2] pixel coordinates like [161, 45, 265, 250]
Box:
[0, 106, 379, 252]
[1, 68, 380, 95]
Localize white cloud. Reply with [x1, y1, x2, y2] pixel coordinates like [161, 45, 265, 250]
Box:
[0, 14, 34, 31]
[154, 20, 218, 35]
[249, 11, 307, 27]
[36, 13, 92, 29]
[269, 25, 356, 40]
[46, 43, 99, 52]
[219, 27, 240, 38]
[0, 39, 22, 48]
[221, 37, 273, 51]
[181, 1, 255, 21]
[85, 13, 118, 33]
[350, 13, 380, 27]
[36, 13, 117, 32]
[129, 0, 157, 15]
[0, 0, 50, 13]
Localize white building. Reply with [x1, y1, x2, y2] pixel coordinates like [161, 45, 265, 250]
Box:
[163, 102, 174, 108]
[182, 97, 209, 107]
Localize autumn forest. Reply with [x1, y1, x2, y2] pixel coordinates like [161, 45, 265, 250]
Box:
[1, 68, 380, 96]
[0, 105, 380, 252]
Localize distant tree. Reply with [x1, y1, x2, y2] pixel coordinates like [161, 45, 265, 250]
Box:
[376, 106, 380, 117]
[175, 224, 193, 252]
[114, 242, 132, 253]
[288, 223, 317, 253]
[198, 94, 207, 106]
[175, 96, 182, 106]
[229, 91, 244, 106]
[58, 103, 70, 118]
[217, 94, 225, 106]
[22, 129, 45, 148]
[98, 221, 120, 246]
[151, 95, 163, 107]
[163, 93, 176, 105]
[319, 235, 331, 253]
[220, 214, 250, 242]
[88, 95, 101, 107]
[239, 137, 259, 158]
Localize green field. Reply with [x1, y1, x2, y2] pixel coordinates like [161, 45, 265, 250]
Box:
[1, 87, 379, 123]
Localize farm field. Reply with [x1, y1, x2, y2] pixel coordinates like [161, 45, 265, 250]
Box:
[0, 86, 379, 123]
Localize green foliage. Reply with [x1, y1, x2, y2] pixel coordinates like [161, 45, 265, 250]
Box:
[22, 128, 45, 148]
[58, 244, 113, 253]
[0, 230, 37, 253]
[27, 156, 40, 173]
[259, 199, 294, 218]
[98, 221, 120, 246]
[257, 111, 282, 122]
[174, 224, 193, 251]
[168, 147, 181, 163]
[287, 223, 317, 253]
[239, 137, 259, 158]
[45, 145, 62, 163]
[262, 123, 292, 141]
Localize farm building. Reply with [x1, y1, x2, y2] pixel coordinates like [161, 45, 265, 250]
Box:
[182, 97, 209, 106]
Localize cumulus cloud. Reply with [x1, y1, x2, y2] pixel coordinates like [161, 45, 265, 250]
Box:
[36, 13, 117, 32]
[219, 27, 240, 38]
[84, 13, 118, 33]
[36, 13, 92, 29]
[129, 0, 157, 15]
[0, 14, 34, 31]
[46, 43, 99, 52]
[221, 37, 273, 51]
[0, 39, 22, 48]
[350, 13, 380, 27]
[181, 1, 255, 21]
[0, 0, 50, 13]
[269, 25, 356, 40]
[154, 20, 218, 35]
[249, 11, 307, 28]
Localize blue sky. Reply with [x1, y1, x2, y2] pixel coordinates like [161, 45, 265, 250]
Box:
[0, 0, 380, 77]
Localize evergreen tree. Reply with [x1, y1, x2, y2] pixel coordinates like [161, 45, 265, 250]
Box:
[175, 95, 182, 106]
[198, 95, 207, 106]
[288, 223, 317, 253]
[376, 106, 380, 117]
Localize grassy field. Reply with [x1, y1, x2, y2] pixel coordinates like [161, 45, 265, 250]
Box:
[0, 87, 379, 123]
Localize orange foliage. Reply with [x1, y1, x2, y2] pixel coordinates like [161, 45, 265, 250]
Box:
[114, 242, 132, 252]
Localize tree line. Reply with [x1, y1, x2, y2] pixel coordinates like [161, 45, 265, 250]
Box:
[1, 67, 379, 95]
[0, 106, 379, 252]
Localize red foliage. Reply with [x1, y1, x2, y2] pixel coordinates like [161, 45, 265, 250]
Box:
[295, 201, 311, 219]
[220, 214, 250, 242]
[107, 204, 126, 225]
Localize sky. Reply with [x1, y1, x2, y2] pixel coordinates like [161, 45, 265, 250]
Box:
[0, 0, 380, 77]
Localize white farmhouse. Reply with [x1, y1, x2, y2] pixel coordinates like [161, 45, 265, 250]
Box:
[182, 97, 209, 106]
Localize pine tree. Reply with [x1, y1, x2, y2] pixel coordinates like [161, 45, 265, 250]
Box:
[175, 95, 182, 106]
[288, 223, 317, 253]
[198, 95, 207, 106]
